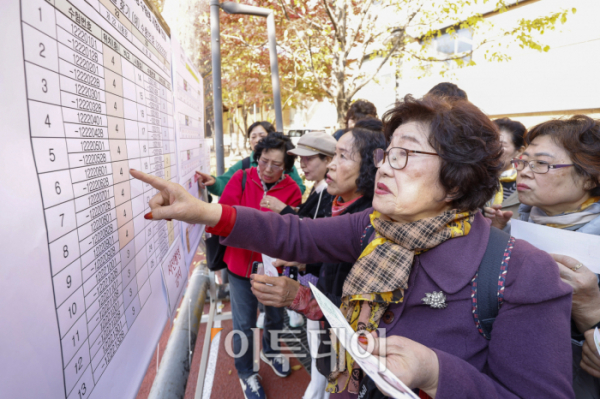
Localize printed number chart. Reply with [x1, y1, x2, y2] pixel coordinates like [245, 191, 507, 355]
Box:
[0, 0, 191, 398]
[171, 37, 206, 267]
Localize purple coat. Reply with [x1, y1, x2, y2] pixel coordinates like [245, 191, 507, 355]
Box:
[223, 206, 574, 398]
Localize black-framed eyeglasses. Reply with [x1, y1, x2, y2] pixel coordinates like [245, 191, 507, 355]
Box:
[511, 159, 573, 174]
[373, 147, 439, 170]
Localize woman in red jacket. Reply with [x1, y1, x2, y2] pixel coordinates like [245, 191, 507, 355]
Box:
[218, 132, 302, 399]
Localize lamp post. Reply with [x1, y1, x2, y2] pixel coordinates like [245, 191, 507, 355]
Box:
[209, 1, 284, 174]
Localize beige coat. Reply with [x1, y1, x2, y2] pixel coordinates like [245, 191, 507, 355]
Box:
[502, 190, 521, 219]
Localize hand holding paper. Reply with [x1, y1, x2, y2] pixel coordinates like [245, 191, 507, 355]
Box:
[261, 254, 279, 278]
[359, 331, 440, 399]
[250, 257, 301, 308]
[309, 283, 422, 399]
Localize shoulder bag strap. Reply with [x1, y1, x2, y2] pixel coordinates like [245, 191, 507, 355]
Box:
[476, 226, 511, 339]
[360, 223, 375, 252]
[241, 157, 251, 170]
[241, 170, 246, 193]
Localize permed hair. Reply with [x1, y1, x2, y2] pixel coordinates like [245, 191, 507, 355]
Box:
[338, 127, 387, 199]
[353, 117, 383, 133]
[253, 132, 297, 173]
[526, 115, 600, 196]
[382, 94, 503, 211]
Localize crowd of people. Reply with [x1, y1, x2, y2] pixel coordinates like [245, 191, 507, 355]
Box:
[131, 82, 600, 399]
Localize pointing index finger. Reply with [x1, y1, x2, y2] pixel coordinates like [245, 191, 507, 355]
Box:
[130, 168, 169, 191]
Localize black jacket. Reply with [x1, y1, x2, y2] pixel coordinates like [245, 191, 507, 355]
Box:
[280, 186, 333, 219]
[281, 187, 334, 277]
[316, 195, 372, 305]
[315, 195, 373, 377]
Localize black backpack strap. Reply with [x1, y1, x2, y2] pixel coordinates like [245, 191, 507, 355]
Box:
[360, 223, 375, 252]
[241, 170, 246, 193]
[241, 157, 251, 170]
[473, 226, 513, 339]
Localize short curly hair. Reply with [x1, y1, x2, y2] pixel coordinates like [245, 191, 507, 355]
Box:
[526, 115, 600, 196]
[339, 127, 386, 199]
[382, 95, 503, 211]
[346, 100, 377, 128]
[253, 132, 297, 172]
[353, 117, 383, 133]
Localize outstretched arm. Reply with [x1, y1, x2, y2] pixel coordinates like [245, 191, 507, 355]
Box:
[222, 205, 370, 265]
[130, 168, 371, 264]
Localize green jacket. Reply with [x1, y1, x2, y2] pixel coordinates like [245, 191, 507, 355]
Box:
[208, 151, 306, 196]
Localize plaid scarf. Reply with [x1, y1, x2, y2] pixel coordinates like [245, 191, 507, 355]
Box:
[327, 209, 475, 394]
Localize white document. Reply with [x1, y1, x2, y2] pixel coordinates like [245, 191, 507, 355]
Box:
[261, 254, 280, 277]
[511, 220, 600, 273]
[309, 284, 419, 399]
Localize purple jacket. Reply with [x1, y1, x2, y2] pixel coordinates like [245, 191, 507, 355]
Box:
[223, 206, 574, 399]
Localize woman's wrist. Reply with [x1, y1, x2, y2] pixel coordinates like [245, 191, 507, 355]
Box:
[573, 304, 600, 332]
[287, 279, 301, 306]
[205, 204, 236, 236]
[420, 349, 440, 398]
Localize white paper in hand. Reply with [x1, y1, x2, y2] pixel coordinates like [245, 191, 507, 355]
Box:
[309, 283, 419, 399]
[261, 254, 279, 277]
[594, 327, 600, 357]
[511, 220, 600, 273]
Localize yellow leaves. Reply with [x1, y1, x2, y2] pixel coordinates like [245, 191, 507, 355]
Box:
[307, 29, 314, 36]
[292, 365, 302, 371]
[560, 14, 567, 24]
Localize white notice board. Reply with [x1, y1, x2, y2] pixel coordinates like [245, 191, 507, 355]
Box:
[171, 36, 207, 268]
[0, 0, 184, 397]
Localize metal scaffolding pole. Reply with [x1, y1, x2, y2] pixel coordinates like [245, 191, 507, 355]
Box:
[147, 267, 211, 399]
[219, 2, 284, 132]
[210, 0, 225, 175]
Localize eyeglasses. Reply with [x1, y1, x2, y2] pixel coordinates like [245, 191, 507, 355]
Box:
[258, 158, 284, 172]
[373, 147, 439, 170]
[511, 159, 573, 174]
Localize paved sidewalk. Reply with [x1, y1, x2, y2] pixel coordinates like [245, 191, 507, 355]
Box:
[135, 248, 312, 399]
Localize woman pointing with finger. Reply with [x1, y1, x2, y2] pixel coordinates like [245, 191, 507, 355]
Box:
[131, 95, 574, 399]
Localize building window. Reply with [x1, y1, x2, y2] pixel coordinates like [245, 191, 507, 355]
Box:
[434, 28, 473, 67]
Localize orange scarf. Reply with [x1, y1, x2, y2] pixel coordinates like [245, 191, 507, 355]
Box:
[331, 196, 363, 217]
